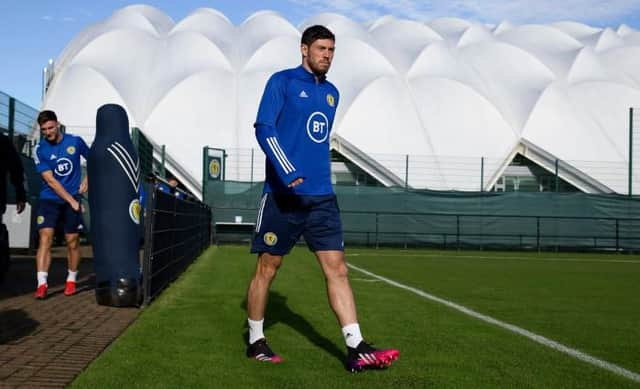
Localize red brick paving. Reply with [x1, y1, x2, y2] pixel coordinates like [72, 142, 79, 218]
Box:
[0, 246, 139, 388]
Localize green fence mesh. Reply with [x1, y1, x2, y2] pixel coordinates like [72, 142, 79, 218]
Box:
[132, 127, 154, 179]
[204, 180, 640, 250]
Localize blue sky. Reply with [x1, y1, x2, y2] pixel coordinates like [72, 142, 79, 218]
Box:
[1, 0, 640, 109]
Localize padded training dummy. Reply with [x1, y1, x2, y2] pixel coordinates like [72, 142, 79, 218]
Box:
[89, 104, 140, 306]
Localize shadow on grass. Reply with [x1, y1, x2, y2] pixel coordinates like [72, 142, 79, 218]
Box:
[241, 291, 345, 362]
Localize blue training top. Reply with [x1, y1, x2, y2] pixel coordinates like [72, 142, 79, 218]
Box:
[34, 133, 89, 202]
[255, 65, 339, 195]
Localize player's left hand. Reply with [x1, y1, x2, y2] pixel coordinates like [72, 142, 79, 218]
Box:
[16, 201, 25, 214]
[79, 179, 88, 194]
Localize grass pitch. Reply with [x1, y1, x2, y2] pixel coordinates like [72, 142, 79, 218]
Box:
[72, 246, 640, 388]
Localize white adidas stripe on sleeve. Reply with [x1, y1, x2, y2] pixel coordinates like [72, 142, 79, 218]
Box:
[266, 137, 295, 174]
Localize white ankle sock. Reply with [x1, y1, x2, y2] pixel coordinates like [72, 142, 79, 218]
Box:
[67, 270, 78, 282]
[248, 318, 265, 344]
[37, 272, 48, 287]
[342, 323, 363, 349]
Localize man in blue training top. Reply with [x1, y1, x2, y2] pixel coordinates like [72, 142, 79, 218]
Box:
[33, 110, 89, 299]
[0, 132, 26, 284]
[156, 176, 184, 199]
[245, 25, 399, 372]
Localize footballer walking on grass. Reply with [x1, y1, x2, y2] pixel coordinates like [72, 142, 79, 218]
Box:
[245, 24, 399, 372]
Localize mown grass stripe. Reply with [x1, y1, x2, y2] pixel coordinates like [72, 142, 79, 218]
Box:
[347, 262, 640, 384]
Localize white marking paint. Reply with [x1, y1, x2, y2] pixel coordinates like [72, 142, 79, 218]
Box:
[346, 252, 640, 264]
[350, 277, 382, 283]
[347, 263, 640, 383]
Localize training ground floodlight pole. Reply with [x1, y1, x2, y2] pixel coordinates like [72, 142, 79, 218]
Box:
[629, 107, 634, 198]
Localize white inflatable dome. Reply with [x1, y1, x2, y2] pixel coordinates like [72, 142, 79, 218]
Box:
[42, 4, 640, 194]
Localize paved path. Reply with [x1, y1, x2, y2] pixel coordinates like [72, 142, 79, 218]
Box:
[0, 247, 139, 388]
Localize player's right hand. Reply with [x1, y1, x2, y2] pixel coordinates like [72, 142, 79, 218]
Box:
[288, 177, 304, 188]
[70, 199, 81, 212]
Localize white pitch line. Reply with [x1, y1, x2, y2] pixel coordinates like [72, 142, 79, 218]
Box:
[346, 252, 640, 264]
[347, 263, 640, 383]
[350, 277, 382, 283]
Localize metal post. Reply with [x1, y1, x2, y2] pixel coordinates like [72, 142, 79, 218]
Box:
[207, 204, 213, 246]
[141, 181, 156, 306]
[42, 67, 47, 101]
[131, 127, 139, 149]
[404, 154, 409, 190]
[8, 97, 15, 140]
[555, 159, 559, 192]
[616, 219, 619, 252]
[480, 157, 484, 192]
[250, 148, 254, 184]
[629, 107, 634, 197]
[536, 217, 541, 252]
[160, 145, 166, 177]
[223, 150, 227, 181]
[202, 147, 208, 200]
[169, 190, 178, 276]
[375, 213, 379, 249]
[456, 215, 460, 250]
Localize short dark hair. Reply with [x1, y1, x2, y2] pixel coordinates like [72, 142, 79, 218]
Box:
[301, 25, 335, 46]
[37, 110, 58, 125]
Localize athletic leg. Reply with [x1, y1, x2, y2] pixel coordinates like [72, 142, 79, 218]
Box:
[63, 233, 80, 295]
[304, 196, 357, 327]
[34, 227, 54, 298]
[245, 193, 300, 363]
[306, 196, 399, 371]
[315, 250, 357, 326]
[35, 200, 61, 297]
[245, 252, 284, 362]
[62, 199, 84, 295]
[36, 228, 54, 273]
[65, 233, 80, 272]
[247, 252, 283, 322]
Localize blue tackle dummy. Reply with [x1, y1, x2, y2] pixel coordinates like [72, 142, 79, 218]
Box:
[88, 104, 141, 306]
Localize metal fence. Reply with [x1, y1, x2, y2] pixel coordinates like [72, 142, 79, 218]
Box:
[0, 91, 38, 137]
[205, 107, 640, 195]
[340, 211, 640, 251]
[631, 107, 640, 196]
[205, 147, 637, 194]
[205, 178, 640, 252]
[0, 90, 39, 158]
[132, 127, 157, 179]
[141, 179, 212, 305]
[212, 205, 640, 252]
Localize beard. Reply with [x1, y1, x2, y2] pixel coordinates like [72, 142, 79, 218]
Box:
[308, 59, 330, 77]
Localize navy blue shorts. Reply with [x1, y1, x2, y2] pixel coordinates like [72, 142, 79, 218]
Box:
[36, 199, 84, 234]
[251, 193, 344, 256]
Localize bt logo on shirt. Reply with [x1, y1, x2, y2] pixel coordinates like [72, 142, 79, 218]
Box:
[306, 111, 329, 143]
[55, 157, 74, 177]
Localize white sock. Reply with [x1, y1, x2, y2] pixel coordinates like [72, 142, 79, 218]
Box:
[342, 323, 364, 349]
[37, 272, 48, 287]
[67, 270, 78, 282]
[248, 318, 265, 345]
